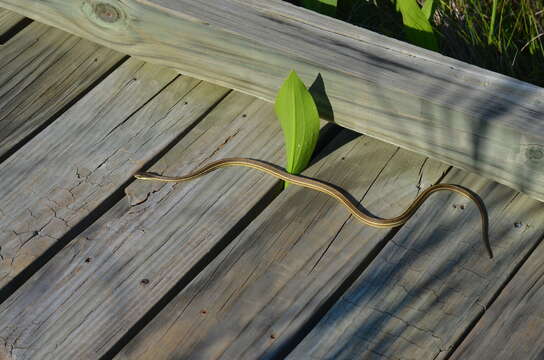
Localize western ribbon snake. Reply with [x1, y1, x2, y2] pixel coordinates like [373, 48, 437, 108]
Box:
[134, 157, 493, 259]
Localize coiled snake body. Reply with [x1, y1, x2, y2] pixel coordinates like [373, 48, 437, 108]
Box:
[135, 157, 493, 259]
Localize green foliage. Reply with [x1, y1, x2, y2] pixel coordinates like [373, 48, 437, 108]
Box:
[316, 0, 544, 86]
[275, 71, 320, 187]
[437, 0, 544, 86]
[421, 0, 437, 20]
[487, 0, 499, 44]
[396, 0, 439, 50]
[303, 0, 338, 16]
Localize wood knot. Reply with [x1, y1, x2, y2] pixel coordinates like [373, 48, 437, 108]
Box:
[522, 144, 544, 169]
[82, 1, 127, 28]
[526, 146, 544, 160]
[95, 3, 121, 23]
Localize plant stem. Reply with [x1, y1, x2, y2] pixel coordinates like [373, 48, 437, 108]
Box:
[488, 0, 498, 45]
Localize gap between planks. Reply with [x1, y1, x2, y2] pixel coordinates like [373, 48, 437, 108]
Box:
[449, 232, 544, 360]
[0, 90, 290, 360]
[1, 9, 544, 360]
[113, 133, 450, 360]
[0, 8, 28, 42]
[288, 174, 544, 359]
[0, 17, 347, 358]
[0, 58, 230, 296]
[0, 19, 127, 162]
[3, 0, 544, 203]
[109, 138, 544, 359]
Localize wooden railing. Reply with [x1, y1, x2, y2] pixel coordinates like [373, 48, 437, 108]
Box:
[2, 0, 544, 200]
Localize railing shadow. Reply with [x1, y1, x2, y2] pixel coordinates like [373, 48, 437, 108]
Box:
[277, 52, 544, 359]
[138, 53, 544, 359]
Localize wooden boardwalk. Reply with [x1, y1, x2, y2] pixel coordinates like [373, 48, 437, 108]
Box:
[1, 12, 544, 360]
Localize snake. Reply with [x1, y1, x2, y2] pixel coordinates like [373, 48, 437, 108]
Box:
[134, 157, 493, 259]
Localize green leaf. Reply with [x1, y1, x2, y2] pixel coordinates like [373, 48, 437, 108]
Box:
[275, 70, 320, 187]
[421, 0, 436, 21]
[397, 0, 439, 51]
[302, 0, 338, 17]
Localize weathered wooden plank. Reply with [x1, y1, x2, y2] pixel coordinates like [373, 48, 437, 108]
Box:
[0, 59, 229, 289]
[0, 22, 126, 159]
[451, 240, 544, 360]
[0, 8, 24, 35]
[113, 133, 449, 359]
[289, 172, 544, 359]
[2, 1, 544, 201]
[0, 92, 289, 360]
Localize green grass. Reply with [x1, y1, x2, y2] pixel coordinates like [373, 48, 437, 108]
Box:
[295, 0, 544, 86]
[434, 0, 544, 86]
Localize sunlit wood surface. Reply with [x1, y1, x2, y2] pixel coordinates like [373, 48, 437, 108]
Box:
[0, 12, 543, 360]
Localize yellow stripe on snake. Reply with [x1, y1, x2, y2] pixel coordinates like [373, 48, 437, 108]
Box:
[134, 157, 493, 259]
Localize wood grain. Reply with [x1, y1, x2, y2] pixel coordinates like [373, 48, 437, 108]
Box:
[2, 0, 544, 200]
[0, 92, 289, 360]
[0, 58, 229, 289]
[289, 170, 544, 359]
[0, 22, 125, 159]
[114, 133, 449, 360]
[0, 8, 24, 36]
[451, 239, 544, 360]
